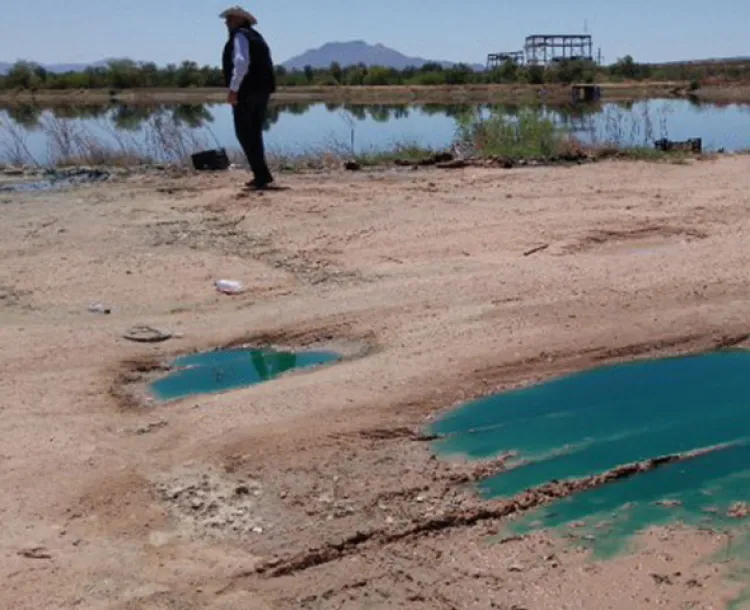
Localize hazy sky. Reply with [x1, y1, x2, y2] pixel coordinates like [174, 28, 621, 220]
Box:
[1, 0, 748, 66]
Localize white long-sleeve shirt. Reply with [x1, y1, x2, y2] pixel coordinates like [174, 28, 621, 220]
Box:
[229, 33, 250, 92]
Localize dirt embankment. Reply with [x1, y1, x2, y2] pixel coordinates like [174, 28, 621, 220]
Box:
[1, 158, 748, 609]
[0, 80, 724, 106]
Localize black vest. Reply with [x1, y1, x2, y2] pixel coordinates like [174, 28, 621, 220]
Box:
[222, 27, 276, 94]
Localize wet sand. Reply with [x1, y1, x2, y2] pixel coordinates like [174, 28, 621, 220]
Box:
[1, 158, 748, 609]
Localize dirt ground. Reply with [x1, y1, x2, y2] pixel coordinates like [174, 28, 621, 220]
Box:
[1, 157, 748, 609]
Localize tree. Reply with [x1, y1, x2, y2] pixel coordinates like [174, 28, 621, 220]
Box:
[50, 71, 90, 90]
[303, 64, 314, 83]
[445, 63, 473, 85]
[611, 55, 638, 79]
[525, 65, 545, 85]
[162, 64, 178, 87]
[200, 65, 223, 87]
[400, 66, 417, 80]
[548, 59, 595, 84]
[176, 61, 203, 87]
[140, 62, 161, 87]
[329, 61, 343, 83]
[410, 71, 446, 85]
[6, 61, 43, 89]
[487, 59, 519, 84]
[420, 62, 443, 72]
[315, 75, 339, 86]
[107, 59, 142, 89]
[33, 65, 48, 85]
[363, 66, 398, 86]
[83, 66, 109, 88]
[345, 66, 367, 86]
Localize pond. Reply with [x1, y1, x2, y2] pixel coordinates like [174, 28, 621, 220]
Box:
[150, 348, 340, 402]
[430, 350, 750, 556]
[2, 98, 750, 165]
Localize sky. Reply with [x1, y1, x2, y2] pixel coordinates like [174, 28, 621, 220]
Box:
[1, 0, 749, 67]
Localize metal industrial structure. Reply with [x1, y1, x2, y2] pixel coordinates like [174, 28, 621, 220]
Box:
[486, 51, 524, 69]
[486, 34, 598, 68]
[524, 34, 594, 65]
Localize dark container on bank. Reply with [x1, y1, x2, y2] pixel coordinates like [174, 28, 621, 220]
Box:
[191, 148, 230, 171]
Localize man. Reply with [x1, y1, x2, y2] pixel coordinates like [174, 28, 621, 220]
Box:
[220, 6, 276, 190]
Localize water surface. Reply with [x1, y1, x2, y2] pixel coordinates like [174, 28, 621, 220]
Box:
[3, 99, 750, 164]
[150, 348, 340, 402]
[430, 350, 750, 555]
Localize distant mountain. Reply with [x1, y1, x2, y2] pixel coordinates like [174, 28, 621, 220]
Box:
[44, 60, 113, 73]
[282, 41, 483, 71]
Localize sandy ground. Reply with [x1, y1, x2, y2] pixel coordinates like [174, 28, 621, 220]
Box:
[1, 157, 749, 609]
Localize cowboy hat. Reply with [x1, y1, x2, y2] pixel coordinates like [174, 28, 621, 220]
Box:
[219, 6, 258, 25]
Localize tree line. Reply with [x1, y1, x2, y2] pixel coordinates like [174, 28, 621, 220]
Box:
[1, 56, 748, 91]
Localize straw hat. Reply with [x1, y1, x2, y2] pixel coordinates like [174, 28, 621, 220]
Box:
[219, 6, 258, 25]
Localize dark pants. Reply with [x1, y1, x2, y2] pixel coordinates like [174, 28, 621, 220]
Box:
[232, 92, 272, 184]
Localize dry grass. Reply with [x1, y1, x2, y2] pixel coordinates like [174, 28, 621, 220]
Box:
[0, 111, 211, 168]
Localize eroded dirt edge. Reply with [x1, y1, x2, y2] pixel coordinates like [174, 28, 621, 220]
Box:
[107, 324, 749, 605]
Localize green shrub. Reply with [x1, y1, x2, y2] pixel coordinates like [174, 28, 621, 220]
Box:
[456, 108, 570, 159]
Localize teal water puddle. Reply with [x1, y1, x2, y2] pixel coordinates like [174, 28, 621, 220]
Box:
[149, 348, 340, 401]
[508, 443, 749, 555]
[429, 350, 750, 556]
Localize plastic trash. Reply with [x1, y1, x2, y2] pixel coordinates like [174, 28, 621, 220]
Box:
[123, 325, 173, 343]
[214, 280, 244, 295]
[88, 302, 111, 314]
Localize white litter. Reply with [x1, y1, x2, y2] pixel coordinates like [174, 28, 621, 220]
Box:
[214, 279, 244, 294]
[88, 302, 111, 314]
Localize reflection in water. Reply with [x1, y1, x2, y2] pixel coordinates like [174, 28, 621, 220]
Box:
[1, 103, 216, 131]
[249, 349, 297, 382]
[172, 104, 213, 128]
[112, 105, 157, 130]
[0, 100, 611, 132]
[149, 348, 340, 402]
[105, 104, 217, 131]
[0, 99, 651, 130]
[5, 104, 44, 129]
[49, 105, 110, 121]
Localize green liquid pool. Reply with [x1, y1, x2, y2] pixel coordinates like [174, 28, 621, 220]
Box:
[149, 348, 340, 402]
[429, 350, 750, 557]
